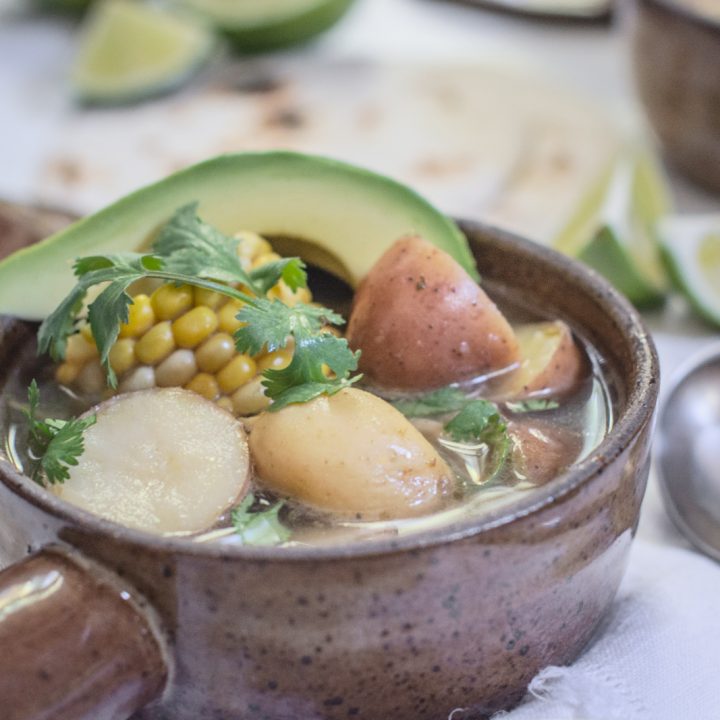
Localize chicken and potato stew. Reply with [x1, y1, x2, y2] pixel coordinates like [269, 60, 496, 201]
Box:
[2, 206, 611, 547]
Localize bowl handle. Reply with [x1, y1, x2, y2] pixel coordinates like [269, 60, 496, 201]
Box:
[0, 547, 168, 720]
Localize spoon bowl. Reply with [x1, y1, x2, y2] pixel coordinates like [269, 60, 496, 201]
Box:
[656, 343, 720, 561]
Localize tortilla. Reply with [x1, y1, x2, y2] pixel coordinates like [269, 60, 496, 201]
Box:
[36, 59, 620, 248]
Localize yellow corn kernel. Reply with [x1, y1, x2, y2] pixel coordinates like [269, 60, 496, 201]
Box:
[256, 349, 293, 373]
[216, 397, 234, 414]
[186, 373, 220, 401]
[172, 306, 219, 349]
[135, 321, 175, 366]
[119, 366, 156, 393]
[235, 231, 272, 263]
[119, 294, 155, 338]
[156, 349, 197, 387]
[216, 354, 257, 394]
[151, 284, 193, 321]
[252, 252, 281, 269]
[231, 377, 270, 416]
[109, 338, 136, 377]
[195, 333, 236, 374]
[267, 281, 312, 307]
[56, 362, 80, 386]
[217, 300, 246, 334]
[79, 323, 96, 345]
[76, 361, 106, 395]
[193, 287, 225, 310]
[65, 333, 99, 365]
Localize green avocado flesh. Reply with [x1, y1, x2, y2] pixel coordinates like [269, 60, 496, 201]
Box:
[179, 0, 354, 52]
[0, 152, 474, 321]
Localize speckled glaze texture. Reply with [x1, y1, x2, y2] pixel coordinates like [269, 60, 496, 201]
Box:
[0, 222, 659, 720]
[632, 0, 720, 193]
[0, 549, 167, 720]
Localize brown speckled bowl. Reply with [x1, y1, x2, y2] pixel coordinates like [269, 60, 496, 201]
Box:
[632, 0, 720, 193]
[0, 220, 659, 720]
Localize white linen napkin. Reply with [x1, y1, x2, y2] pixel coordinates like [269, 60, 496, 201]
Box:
[490, 541, 720, 720]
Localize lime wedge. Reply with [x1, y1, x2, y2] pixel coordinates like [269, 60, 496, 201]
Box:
[72, 0, 215, 105]
[659, 215, 720, 327]
[37, 0, 93, 13]
[577, 148, 671, 308]
[178, 0, 354, 52]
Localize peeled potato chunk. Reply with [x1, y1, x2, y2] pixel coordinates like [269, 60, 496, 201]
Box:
[346, 236, 519, 391]
[496, 320, 584, 399]
[249, 388, 453, 520]
[54, 388, 250, 534]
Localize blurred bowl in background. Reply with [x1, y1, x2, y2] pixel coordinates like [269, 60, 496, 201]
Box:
[631, 0, 720, 195]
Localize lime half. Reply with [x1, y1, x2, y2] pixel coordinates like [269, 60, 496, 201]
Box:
[72, 0, 215, 105]
[660, 215, 720, 327]
[178, 0, 354, 52]
[577, 148, 670, 308]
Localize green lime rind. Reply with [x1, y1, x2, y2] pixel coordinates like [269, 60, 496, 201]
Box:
[0, 151, 474, 321]
[72, 0, 216, 106]
[35, 0, 93, 14]
[569, 147, 671, 308]
[179, 0, 354, 53]
[579, 224, 665, 309]
[659, 219, 720, 327]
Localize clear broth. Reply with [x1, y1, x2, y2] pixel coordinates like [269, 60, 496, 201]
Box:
[0, 270, 615, 548]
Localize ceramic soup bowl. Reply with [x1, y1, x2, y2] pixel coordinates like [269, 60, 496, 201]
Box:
[0, 220, 659, 720]
[632, 0, 720, 193]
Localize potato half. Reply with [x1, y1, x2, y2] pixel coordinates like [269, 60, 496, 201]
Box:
[249, 388, 453, 520]
[509, 419, 583, 485]
[53, 388, 251, 534]
[346, 236, 519, 390]
[496, 320, 584, 399]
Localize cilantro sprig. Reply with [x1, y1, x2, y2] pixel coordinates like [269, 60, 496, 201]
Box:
[24, 380, 96, 486]
[394, 388, 510, 480]
[231, 493, 291, 546]
[443, 399, 510, 483]
[505, 398, 559, 414]
[443, 399, 507, 443]
[391, 387, 469, 418]
[37, 203, 360, 411]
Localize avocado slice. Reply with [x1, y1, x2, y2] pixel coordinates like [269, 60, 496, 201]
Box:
[0, 151, 474, 321]
[178, 0, 354, 52]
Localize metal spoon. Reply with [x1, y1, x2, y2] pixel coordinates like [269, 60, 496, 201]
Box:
[656, 342, 720, 561]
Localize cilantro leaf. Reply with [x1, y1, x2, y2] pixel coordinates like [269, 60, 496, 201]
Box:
[24, 380, 96, 486]
[505, 398, 560, 413]
[443, 399, 506, 443]
[152, 203, 252, 286]
[235, 301, 359, 411]
[37, 202, 357, 411]
[38, 253, 155, 372]
[392, 387, 469, 418]
[234, 299, 344, 356]
[231, 493, 291, 546]
[442, 399, 510, 481]
[249, 257, 307, 295]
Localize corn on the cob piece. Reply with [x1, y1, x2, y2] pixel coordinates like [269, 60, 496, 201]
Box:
[55, 232, 311, 416]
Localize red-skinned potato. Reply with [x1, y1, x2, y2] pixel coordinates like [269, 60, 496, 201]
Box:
[508, 418, 583, 485]
[346, 236, 519, 390]
[249, 388, 453, 520]
[495, 320, 584, 399]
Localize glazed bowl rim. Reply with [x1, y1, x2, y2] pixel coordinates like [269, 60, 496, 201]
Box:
[639, 0, 720, 32]
[0, 219, 659, 562]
